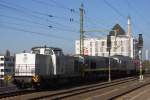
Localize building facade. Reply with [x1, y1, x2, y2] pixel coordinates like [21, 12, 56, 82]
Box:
[75, 18, 136, 58]
[75, 35, 134, 58]
[0, 52, 14, 80]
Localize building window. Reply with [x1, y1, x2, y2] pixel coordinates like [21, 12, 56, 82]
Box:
[113, 47, 116, 52]
[95, 41, 98, 53]
[5, 57, 10, 61]
[7, 63, 14, 67]
[12, 58, 15, 62]
[90, 48, 92, 55]
[4, 69, 11, 72]
[121, 47, 124, 52]
[0, 63, 4, 66]
[1, 69, 4, 72]
[0, 58, 4, 61]
[101, 41, 105, 46]
[90, 42, 92, 46]
[100, 47, 103, 52]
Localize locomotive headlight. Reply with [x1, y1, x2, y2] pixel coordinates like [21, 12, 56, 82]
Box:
[4, 75, 12, 81]
[32, 75, 39, 83]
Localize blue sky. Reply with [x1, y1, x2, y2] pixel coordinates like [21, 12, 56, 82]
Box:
[0, 0, 150, 54]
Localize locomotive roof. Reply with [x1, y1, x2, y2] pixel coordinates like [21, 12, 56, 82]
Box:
[83, 55, 108, 59]
[111, 55, 132, 60]
[31, 46, 62, 51]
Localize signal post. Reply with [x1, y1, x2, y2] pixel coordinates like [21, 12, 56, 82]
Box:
[107, 35, 111, 82]
[138, 34, 143, 81]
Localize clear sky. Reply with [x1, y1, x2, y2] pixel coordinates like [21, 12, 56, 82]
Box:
[0, 0, 150, 55]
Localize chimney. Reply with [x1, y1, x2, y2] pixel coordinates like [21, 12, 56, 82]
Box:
[127, 16, 131, 37]
[127, 16, 132, 57]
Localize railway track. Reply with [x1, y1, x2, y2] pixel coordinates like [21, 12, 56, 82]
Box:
[31, 77, 137, 100]
[0, 85, 18, 94]
[0, 76, 137, 100]
[110, 78, 150, 99]
[0, 88, 37, 99]
[2, 76, 149, 100]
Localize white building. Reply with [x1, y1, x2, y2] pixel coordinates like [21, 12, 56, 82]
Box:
[75, 17, 136, 58]
[0, 51, 14, 80]
[75, 35, 134, 57]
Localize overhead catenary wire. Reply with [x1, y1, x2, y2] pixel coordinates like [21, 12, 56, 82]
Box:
[49, 0, 109, 27]
[48, 0, 80, 14]
[125, 0, 150, 38]
[1, 20, 76, 32]
[0, 14, 78, 34]
[103, 0, 150, 44]
[33, 0, 100, 33]
[103, 0, 139, 37]
[0, 0, 80, 25]
[126, 0, 150, 26]
[119, 0, 150, 40]
[103, 0, 126, 19]
[0, 24, 74, 41]
[34, 0, 107, 31]
[0, 14, 48, 27]
[0, 2, 78, 32]
[30, 0, 80, 23]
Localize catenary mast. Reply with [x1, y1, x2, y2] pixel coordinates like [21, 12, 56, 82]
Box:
[79, 3, 84, 55]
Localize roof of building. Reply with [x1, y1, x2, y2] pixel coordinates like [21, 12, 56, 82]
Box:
[31, 46, 62, 51]
[109, 24, 126, 36]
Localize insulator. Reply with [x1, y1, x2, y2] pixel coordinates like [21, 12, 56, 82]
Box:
[48, 15, 53, 17]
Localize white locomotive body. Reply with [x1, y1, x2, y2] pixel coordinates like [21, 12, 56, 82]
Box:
[15, 53, 36, 77]
[14, 47, 81, 88]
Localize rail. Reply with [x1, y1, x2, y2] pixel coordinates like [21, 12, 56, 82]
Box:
[31, 77, 137, 100]
[2, 75, 150, 100]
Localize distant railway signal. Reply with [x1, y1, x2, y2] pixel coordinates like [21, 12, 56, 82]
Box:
[138, 34, 144, 81]
[107, 34, 112, 82]
[107, 35, 111, 51]
[138, 34, 143, 48]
